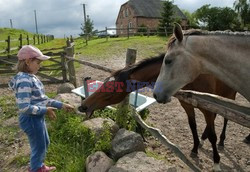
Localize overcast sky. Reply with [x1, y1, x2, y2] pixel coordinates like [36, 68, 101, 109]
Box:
[0, 0, 235, 38]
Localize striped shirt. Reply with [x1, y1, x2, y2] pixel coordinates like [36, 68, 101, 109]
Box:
[9, 72, 63, 116]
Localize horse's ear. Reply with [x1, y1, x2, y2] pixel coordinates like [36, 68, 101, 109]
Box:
[173, 23, 183, 42]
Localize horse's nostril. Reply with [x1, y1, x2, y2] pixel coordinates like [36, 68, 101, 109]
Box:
[153, 93, 157, 100]
[78, 105, 88, 112]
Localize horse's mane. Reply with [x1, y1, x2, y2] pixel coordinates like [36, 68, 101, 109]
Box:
[110, 54, 165, 82]
[108, 29, 250, 82]
[167, 29, 250, 48]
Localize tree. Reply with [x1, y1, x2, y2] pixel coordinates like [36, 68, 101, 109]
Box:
[182, 10, 199, 28]
[234, 0, 250, 27]
[80, 15, 94, 38]
[158, 0, 174, 34]
[195, 4, 211, 28]
[195, 5, 239, 30]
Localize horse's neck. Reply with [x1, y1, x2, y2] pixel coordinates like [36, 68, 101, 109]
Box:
[130, 62, 162, 82]
[190, 36, 250, 101]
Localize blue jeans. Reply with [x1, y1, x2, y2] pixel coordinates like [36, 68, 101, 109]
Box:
[19, 114, 49, 171]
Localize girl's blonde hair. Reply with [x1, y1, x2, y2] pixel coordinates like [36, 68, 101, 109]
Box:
[15, 58, 37, 73]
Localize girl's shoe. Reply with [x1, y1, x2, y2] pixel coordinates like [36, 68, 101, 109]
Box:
[28, 165, 56, 172]
[40, 165, 56, 171]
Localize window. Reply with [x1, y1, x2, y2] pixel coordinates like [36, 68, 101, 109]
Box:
[129, 22, 132, 31]
[125, 8, 129, 17]
[129, 22, 132, 28]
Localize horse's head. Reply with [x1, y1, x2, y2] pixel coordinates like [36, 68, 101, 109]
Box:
[153, 23, 201, 103]
[78, 75, 130, 118]
[78, 54, 164, 117]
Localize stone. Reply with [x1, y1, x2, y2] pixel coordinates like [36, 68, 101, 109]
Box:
[108, 151, 176, 172]
[57, 82, 75, 94]
[110, 128, 145, 160]
[83, 117, 119, 138]
[54, 93, 81, 108]
[86, 151, 114, 172]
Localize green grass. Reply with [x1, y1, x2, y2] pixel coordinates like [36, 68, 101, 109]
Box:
[11, 155, 30, 167]
[0, 94, 114, 171]
[0, 28, 63, 55]
[0, 28, 35, 54]
[0, 28, 34, 40]
[46, 109, 113, 171]
[74, 36, 168, 60]
[0, 95, 18, 120]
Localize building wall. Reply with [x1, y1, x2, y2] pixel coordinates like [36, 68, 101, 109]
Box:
[116, 3, 137, 35]
[116, 3, 188, 35]
[137, 17, 159, 29]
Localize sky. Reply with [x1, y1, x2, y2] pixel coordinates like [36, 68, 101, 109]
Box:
[0, 0, 235, 38]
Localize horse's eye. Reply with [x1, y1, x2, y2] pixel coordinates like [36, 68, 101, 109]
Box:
[165, 59, 172, 65]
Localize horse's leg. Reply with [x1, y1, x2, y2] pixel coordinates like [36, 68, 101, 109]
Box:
[200, 109, 221, 171]
[218, 118, 228, 148]
[200, 125, 209, 147]
[180, 101, 200, 156]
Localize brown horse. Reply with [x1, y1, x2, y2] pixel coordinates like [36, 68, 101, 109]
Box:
[78, 53, 239, 171]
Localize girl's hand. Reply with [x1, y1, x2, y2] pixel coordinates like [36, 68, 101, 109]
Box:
[46, 107, 57, 120]
[62, 103, 75, 112]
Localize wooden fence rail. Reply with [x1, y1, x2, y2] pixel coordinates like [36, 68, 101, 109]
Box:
[0, 34, 54, 54]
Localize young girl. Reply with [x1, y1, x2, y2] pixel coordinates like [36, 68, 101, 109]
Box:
[9, 45, 74, 172]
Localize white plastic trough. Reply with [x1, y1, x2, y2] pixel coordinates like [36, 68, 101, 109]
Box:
[72, 80, 156, 112]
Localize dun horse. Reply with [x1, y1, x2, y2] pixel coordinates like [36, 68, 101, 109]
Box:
[78, 53, 246, 171]
[153, 23, 250, 171]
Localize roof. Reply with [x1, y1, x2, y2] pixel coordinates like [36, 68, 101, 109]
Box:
[126, 0, 187, 19]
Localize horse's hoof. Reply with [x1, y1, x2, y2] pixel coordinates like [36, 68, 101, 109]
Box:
[243, 138, 250, 144]
[213, 163, 222, 172]
[218, 143, 224, 150]
[190, 151, 198, 158]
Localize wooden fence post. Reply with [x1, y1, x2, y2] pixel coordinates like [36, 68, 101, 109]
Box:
[37, 35, 40, 45]
[27, 35, 29, 45]
[65, 43, 76, 87]
[6, 36, 10, 54]
[33, 35, 36, 45]
[61, 52, 67, 82]
[41, 35, 44, 44]
[127, 26, 130, 39]
[147, 27, 150, 37]
[19, 34, 22, 49]
[116, 48, 137, 128]
[66, 38, 70, 47]
[106, 27, 108, 42]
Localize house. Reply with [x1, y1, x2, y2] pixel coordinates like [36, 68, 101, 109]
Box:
[115, 0, 188, 35]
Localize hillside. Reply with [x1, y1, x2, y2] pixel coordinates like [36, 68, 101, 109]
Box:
[0, 28, 34, 40]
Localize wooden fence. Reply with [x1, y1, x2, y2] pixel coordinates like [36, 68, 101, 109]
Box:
[0, 38, 72, 88]
[82, 26, 174, 45]
[0, 34, 54, 54]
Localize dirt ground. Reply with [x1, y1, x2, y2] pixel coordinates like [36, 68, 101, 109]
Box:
[1, 54, 249, 172]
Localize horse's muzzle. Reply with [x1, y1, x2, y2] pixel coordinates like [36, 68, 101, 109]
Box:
[153, 93, 171, 104]
[78, 105, 88, 112]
